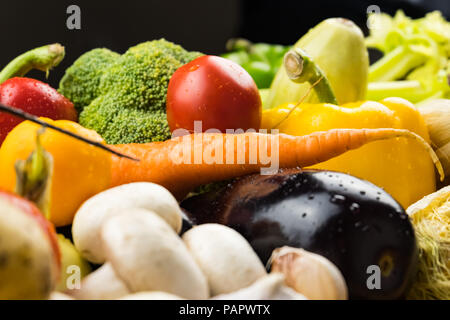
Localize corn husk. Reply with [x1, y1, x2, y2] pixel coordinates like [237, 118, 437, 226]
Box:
[406, 186, 450, 299]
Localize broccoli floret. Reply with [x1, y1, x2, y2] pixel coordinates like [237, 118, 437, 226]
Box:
[59, 48, 120, 114]
[62, 39, 202, 144]
[79, 93, 171, 144]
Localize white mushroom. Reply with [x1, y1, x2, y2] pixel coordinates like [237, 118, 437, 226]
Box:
[119, 292, 183, 300]
[72, 182, 183, 263]
[101, 209, 209, 299]
[270, 246, 348, 300]
[70, 263, 130, 300]
[182, 223, 266, 296]
[213, 273, 306, 300]
[48, 292, 75, 300]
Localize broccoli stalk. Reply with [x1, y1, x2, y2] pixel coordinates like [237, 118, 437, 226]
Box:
[0, 44, 65, 84]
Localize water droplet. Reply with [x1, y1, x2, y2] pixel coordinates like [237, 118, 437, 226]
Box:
[354, 221, 363, 228]
[189, 64, 200, 72]
[330, 194, 346, 204]
[349, 203, 360, 213]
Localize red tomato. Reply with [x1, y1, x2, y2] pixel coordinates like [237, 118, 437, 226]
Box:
[166, 55, 261, 134]
[0, 77, 77, 145]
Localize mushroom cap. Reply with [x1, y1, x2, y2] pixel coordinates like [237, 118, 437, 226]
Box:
[72, 182, 182, 263]
[70, 262, 130, 300]
[101, 210, 209, 299]
[182, 223, 266, 295]
[119, 291, 183, 300]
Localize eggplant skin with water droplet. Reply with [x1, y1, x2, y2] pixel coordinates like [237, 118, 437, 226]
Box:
[181, 169, 418, 300]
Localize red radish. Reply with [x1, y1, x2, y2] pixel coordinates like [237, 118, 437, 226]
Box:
[0, 43, 73, 145]
[0, 190, 60, 299]
[166, 55, 261, 134]
[0, 190, 61, 270]
[0, 77, 77, 145]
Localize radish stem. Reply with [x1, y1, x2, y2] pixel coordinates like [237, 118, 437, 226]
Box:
[0, 44, 65, 84]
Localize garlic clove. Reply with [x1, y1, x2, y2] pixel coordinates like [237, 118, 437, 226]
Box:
[270, 246, 348, 300]
[417, 99, 450, 179]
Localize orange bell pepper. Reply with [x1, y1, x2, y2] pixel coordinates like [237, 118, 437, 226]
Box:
[0, 118, 111, 226]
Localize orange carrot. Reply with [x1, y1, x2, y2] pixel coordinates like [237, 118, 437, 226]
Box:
[110, 128, 444, 200]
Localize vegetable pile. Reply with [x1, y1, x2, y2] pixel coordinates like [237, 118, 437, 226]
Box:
[0, 8, 449, 301]
[59, 39, 202, 144]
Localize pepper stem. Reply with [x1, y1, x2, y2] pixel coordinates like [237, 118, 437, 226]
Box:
[0, 43, 65, 84]
[283, 48, 338, 104]
[14, 128, 53, 219]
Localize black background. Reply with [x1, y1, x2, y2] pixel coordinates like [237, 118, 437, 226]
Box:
[1, 0, 448, 88]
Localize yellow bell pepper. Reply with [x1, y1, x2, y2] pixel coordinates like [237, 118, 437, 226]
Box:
[0, 118, 111, 226]
[261, 97, 436, 208]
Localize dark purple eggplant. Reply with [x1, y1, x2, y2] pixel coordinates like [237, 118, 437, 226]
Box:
[180, 208, 196, 234]
[181, 168, 417, 300]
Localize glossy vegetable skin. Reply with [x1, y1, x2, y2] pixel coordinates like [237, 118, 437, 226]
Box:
[0, 78, 77, 145]
[0, 118, 111, 226]
[166, 55, 262, 134]
[181, 169, 418, 300]
[261, 97, 437, 208]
